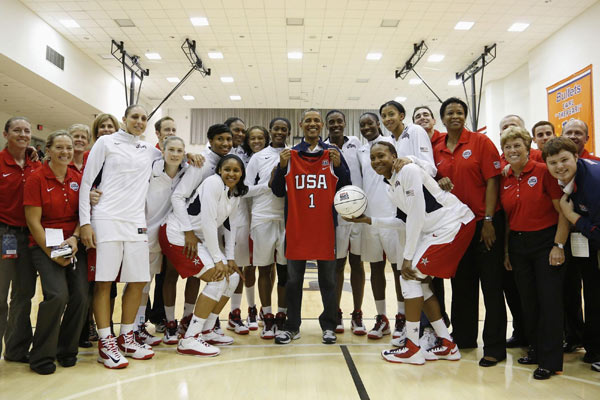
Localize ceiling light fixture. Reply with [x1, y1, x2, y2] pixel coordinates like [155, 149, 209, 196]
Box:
[60, 19, 80, 28]
[190, 17, 209, 26]
[287, 51, 303, 59]
[366, 52, 382, 60]
[409, 78, 422, 85]
[448, 79, 462, 86]
[395, 96, 407, 102]
[145, 52, 161, 60]
[380, 19, 399, 27]
[427, 54, 445, 62]
[454, 21, 474, 30]
[220, 76, 234, 83]
[208, 52, 223, 59]
[182, 95, 195, 101]
[230, 95, 242, 101]
[114, 19, 135, 27]
[508, 22, 530, 32]
[286, 18, 304, 26]
[166, 77, 180, 83]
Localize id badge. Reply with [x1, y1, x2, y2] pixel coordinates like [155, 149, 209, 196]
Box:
[2, 233, 18, 259]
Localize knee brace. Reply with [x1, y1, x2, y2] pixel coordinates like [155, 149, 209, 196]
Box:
[276, 263, 287, 288]
[400, 276, 423, 300]
[421, 282, 434, 301]
[202, 279, 227, 301]
[222, 272, 240, 298]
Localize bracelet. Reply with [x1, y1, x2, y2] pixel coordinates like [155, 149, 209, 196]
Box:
[483, 216, 493, 222]
[553, 242, 564, 249]
[72, 234, 80, 241]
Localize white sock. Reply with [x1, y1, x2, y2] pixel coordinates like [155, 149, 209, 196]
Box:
[98, 327, 111, 339]
[120, 323, 134, 336]
[230, 293, 242, 311]
[375, 300, 386, 316]
[397, 301, 405, 315]
[185, 315, 206, 338]
[204, 313, 218, 331]
[263, 306, 272, 314]
[183, 302, 195, 317]
[135, 306, 146, 329]
[431, 318, 452, 341]
[406, 321, 419, 345]
[277, 307, 287, 314]
[245, 285, 255, 307]
[164, 306, 175, 322]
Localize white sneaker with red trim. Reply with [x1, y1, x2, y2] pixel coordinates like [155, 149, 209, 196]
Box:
[97, 335, 129, 369]
[424, 338, 461, 361]
[177, 334, 220, 357]
[117, 331, 155, 360]
[381, 339, 426, 365]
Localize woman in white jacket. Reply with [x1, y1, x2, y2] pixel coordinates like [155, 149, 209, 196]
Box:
[159, 154, 246, 356]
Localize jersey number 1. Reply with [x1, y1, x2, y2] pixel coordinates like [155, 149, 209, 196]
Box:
[308, 193, 315, 208]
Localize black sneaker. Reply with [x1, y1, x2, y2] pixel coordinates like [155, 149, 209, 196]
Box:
[274, 330, 300, 345]
[322, 329, 337, 344]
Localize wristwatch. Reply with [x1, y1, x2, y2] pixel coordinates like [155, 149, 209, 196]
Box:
[553, 242, 564, 249]
[483, 215, 493, 222]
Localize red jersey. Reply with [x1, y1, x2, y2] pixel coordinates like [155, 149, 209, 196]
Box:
[430, 130, 444, 148]
[0, 148, 41, 227]
[581, 149, 600, 161]
[500, 160, 562, 231]
[284, 150, 338, 260]
[23, 163, 81, 245]
[434, 128, 501, 220]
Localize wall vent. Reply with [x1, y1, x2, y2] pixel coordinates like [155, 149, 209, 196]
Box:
[46, 46, 64, 70]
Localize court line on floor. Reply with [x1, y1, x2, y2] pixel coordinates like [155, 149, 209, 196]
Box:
[341, 345, 370, 400]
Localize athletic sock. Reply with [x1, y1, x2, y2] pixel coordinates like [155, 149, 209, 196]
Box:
[120, 323, 134, 336]
[164, 306, 175, 322]
[185, 315, 206, 338]
[397, 301, 405, 315]
[230, 293, 242, 311]
[183, 302, 195, 317]
[375, 300, 386, 316]
[263, 306, 272, 314]
[245, 285, 255, 307]
[135, 305, 146, 329]
[277, 307, 287, 314]
[431, 318, 452, 341]
[203, 313, 218, 331]
[98, 327, 111, 339]
[406, 321, 419, 345]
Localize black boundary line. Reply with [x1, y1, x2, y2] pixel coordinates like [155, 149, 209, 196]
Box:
[340, 345, 370, 400]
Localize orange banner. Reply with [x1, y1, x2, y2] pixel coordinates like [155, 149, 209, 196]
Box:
[547, 64, 595, 154]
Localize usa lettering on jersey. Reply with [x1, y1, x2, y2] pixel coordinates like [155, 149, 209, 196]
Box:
[294, 174, 328, 189]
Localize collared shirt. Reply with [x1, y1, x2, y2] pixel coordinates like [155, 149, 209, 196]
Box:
[581, 149, 600, 161]
[500, 160, 562, 231]
[0, 149, 41, 226]
[430, 130, 444, 148]
[434, 128, 501, 220]
[23, 163, 81, 242]
[392, 124, 436, 177]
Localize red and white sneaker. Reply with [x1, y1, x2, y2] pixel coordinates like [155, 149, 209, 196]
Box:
[202, 329, 234, 346]
[258, 307, 265, 327]
[393, 313, 407, 339]
[135, 323, 162, 346]
[368, 314, 391, 339]
[227, 308, 250, 335]
[261, 313, 276, 340]
[424, 338, 461, 361]
[335, 309, 344, 334]
[274, 312, 286, 332]
[381, 339, 425, 365]
[351, 310, 367, 336]
[117, 331, 154, 360]
[163, 320, 179, 345]
[247, 306, 259, 331]
[419, 327, 438, 351]
[213, 318, 224, 335]
[177, 334, 220, 357]
[178, 314, 192, 339]
[98, 335, 128, 369]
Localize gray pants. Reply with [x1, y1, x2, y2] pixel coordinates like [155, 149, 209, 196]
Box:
[29, 246, 88, 368]
[1, 225, 37, 359]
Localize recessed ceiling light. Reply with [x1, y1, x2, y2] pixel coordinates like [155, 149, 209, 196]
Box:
[208, 52, 223, 59]
[380, 19, 399, 27]
[366, 53, 382, 60]
[448, 79, 462, 86]
[394, 96, 407, 102]
[356, 78, 369, 83]
[286, 18, 304, 26]
[427, 54, 445, 62]
[289, 77, 302, 83]
[220, 76, 234, 83]
[409, 78, 422, 85]
[348, 96, 360, 100]
[145, 52, 161, 60]
[508, 22, 529, 32]
[230, 95, 242, 101]
[182, 95, 195, 101]
[114, 19, 135, 27]
[287, 51, 303, 59]
[454, 21, 474, 30]
[60, 19, 80, 28]
[166, 77, 180, 83]
[190, 17, 209, 26]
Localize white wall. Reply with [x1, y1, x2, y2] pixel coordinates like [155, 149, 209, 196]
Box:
[0, 110, 62, 149]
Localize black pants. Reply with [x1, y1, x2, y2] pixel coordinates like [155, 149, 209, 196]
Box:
[509, 226, 565, 372]
[451, 212, 507, 360]
[29, 246, 88, 368]
[563, 244, 583, 345]
[503, 268, 525, 341]
[285, 259, 337, 332]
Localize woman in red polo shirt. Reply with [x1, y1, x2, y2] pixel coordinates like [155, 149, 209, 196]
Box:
[0, 117, 41, 364]
[433, 97, 507, 367]
[23, 130, 88, 375]
[499, 126, 568, 380]
[67, 124, 90, 173]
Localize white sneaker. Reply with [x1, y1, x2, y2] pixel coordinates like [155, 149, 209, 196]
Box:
[393, 313, 407, 340]
[117, 331, 155, 360]
[368, 314, 391, 339]
[381, 339, 426, 365]
[260, 313, 276, 340]
[227, 308, 250, 335]
[247, 306, 259, 331]
[350, 310, 367, 336]
[97, 335, 129, 369]
[177, 335, 220, 357]
[424, 338, 461, 361]
[163, 320, 179, 345]
[135, 323, 162, 346]
[202, 329, 234, 346]
[419, 327, 438, 351]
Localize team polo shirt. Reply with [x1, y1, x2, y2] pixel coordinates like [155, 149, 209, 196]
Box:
[23, 163, 81, 244]
[434, 128, 502, 220]
[431, 130, 444, 148]
[581, 149, 600, 161]
[500, 160, 562, 232]
[0, 149, 41, 227]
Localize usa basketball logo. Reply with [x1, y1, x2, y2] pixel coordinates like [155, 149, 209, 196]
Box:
[493, 161, 501, 169]
[70, 182, 79, 191]
[339, 192, 349, 201]
[528, 176, 538, 187]
[322, 160, 330, 166]
[462, 149, 472, 159]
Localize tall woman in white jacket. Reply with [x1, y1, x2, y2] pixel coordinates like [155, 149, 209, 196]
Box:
[159, 154, 246, 356]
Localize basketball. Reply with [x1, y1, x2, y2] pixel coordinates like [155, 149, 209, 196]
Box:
[334, 185, 368, 218]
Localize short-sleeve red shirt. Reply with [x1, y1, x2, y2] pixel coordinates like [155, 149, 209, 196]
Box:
[500, 160, 562, 231]
[434, 128, 501, 220]
[430, 130, 444, 148]
[581, 149, 600, 161]
[0, 149, 41, 227]
[23, 163, 81, 244]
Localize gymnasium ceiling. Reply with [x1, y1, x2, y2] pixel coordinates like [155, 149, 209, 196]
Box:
[12, 0, 600, 114]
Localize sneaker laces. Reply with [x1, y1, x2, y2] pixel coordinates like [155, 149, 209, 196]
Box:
[264, 315, 275, 331]
[351, 311, 363, 325]
[248, 306, 257, 322]
[373, 314, 384, 330]
[429, 337, 445, 353]
[395, 314, 406, 331]
[101, 336, 120, 356]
